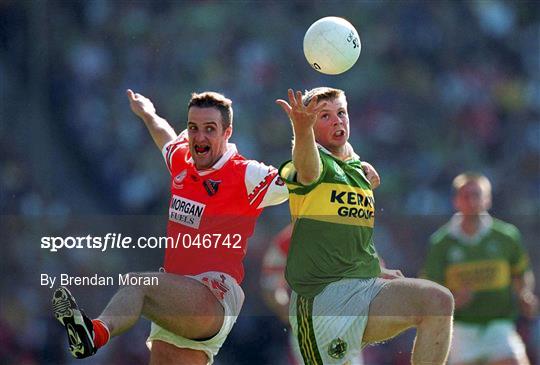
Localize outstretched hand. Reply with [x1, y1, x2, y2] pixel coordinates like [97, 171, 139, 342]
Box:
[275, 89, 327, 132]
[127, 89, 156, 120]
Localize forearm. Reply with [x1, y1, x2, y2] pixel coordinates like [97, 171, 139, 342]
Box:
[292, 127, 320, 185]
[140, 113, 177, 151]
[513, 270, 535, 294]
[513, 270, 538, 318]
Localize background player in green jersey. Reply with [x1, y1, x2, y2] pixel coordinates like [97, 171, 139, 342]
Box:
[276, 87, 454, 365]
[424, 172, 538, 365]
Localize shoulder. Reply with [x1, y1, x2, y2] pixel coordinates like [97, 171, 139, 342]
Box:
[165, 130, 189, 149]
[279, 149, 327, 187]
[243, 158, 273, 170]
[243, 159, 279, 182]
[226, 154, 248, 171]
[163, 134, 189, 158]
[318, 148, 334, 165]
[235, 159, 276, 178]
[162, 134, 190, 173]
[278, 159, 294, 181]
[491, 218, 521, 241]
[429, 224, 452, 247]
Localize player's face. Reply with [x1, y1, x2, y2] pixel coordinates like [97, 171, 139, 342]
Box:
[313, 95, 349, 153]
[187, 106, 232, 170]
[454, 181, 492, 216]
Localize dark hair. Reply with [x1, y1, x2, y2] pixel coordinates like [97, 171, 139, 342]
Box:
[188, 91, 233, 129]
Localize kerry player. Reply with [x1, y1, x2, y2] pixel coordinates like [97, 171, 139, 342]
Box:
[261, 160, 380, 365]
[424, 172, 538, 365]
[276, 87, 455, 365]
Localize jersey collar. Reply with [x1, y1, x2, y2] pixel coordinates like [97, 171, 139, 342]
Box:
[317, 143, 371, 186]
[448, 212, 493, 244]
[317, 142, 359, 162]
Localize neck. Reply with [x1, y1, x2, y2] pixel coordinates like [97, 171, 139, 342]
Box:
[327, 144, 349, 161]
[460, 214, 481, 237]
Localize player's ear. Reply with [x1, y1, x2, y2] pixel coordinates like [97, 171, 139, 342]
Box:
[224, 125, 232, 139]
[484, 193, 492, 211]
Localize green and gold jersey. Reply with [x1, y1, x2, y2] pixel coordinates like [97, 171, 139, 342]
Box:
[424, 215, 529, 324]
[279, 147, 381, 298]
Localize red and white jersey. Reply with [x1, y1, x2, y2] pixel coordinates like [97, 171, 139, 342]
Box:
[162, 131, 288, 284]
[261, 224, 292, 286]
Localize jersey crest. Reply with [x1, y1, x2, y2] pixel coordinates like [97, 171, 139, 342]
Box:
[203, 179, 221, 196]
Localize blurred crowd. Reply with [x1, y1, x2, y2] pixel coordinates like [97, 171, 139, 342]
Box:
[1, 1, 539, 364]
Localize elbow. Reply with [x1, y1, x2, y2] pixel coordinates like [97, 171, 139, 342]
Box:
[297, 172, 318, 186]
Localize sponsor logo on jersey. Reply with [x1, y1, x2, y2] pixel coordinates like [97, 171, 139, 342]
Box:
[445, 259, 510, 291]
[173, 170, 187, 189]
[203, 179, 221, 196]
[169, 195, 206, 229]
[330, 189, 375, 220]
[328, 337, 348, 359]
[288, 183, 375, 227]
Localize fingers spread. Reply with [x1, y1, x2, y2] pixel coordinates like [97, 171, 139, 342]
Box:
[306, 94, 318, 109]
[312, 100, 327, 114]
[275, 99, 292, 116]
[295, 90, 303, 107]
[287, 89, 297, 108]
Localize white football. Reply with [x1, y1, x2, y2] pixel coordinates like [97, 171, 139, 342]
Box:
[303, 17, 361, 75]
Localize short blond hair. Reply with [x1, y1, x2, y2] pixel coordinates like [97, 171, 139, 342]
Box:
[302, 87, 345, 106]
[452, 172, 492, 196]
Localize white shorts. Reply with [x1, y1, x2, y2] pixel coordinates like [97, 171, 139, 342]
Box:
[449, 320, 527, 364]
[288, 331, 365, 365]
[146, 271, 244, 365]
[290, 278, 387, 365]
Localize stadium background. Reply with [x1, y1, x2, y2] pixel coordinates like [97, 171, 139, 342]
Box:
[1, 1, 538, 364]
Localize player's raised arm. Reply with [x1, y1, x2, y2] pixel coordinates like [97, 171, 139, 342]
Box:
[127, 89, 177, 150]
[276, 89, 326, 185]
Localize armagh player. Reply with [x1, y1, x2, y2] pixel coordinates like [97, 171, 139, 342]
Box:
[52, 90, 289, 364]
[424, 172, 538, 365]
[275, 87, 454, 365]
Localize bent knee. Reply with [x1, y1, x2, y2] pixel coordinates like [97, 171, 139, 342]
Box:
[420, 282, 454, 316]
[119, 272, 153, 292]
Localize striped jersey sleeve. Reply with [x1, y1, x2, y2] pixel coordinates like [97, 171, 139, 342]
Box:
[161, 130, 188, 174]
[245, 161, 289, 209]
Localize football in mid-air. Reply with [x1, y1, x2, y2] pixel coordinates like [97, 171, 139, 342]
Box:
[303, 16, 361, 75]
